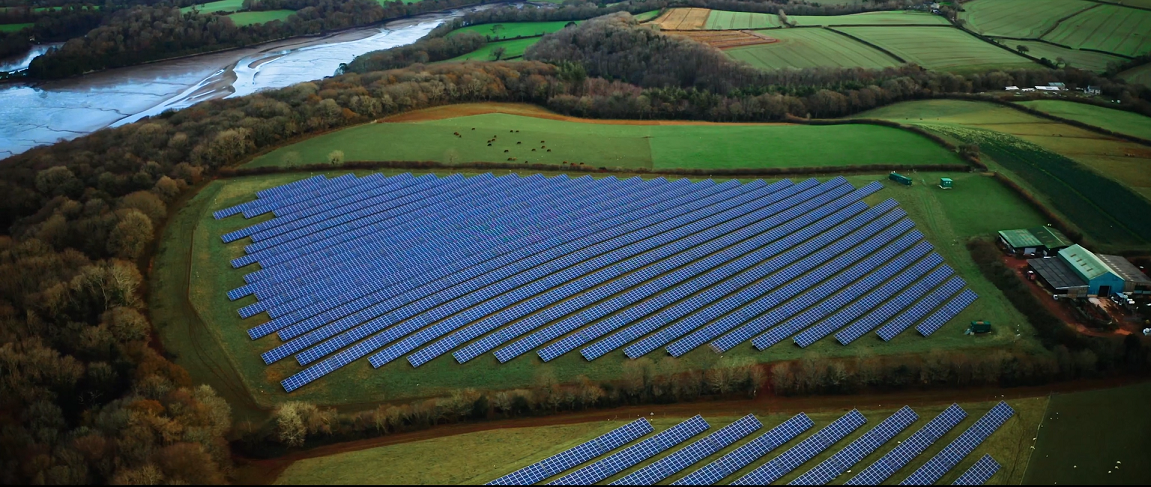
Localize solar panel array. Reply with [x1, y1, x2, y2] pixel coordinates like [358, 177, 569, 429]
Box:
[730, 410, 867, 485]
[549, 415, 709, 485]
[212, 174, 979, 392]
[789, 406, 919, 485]
[672, 414, 813, 485]
[845, 404, 968, 485]
[609, 414, 762, 485]
[487, 418, 653, 485]
[900, 402, 1015, 485]
[952, 454, 1001, 485]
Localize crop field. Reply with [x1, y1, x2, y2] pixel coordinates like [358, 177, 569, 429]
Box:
[1026, 381, 1151, 485]
[0, 23, 31, 33]
[227, 10, 294, 26]
[959, 0, 1093, 38]
[857, 99, 1151, 206]
[790, 11, 950, 27]
[667, 30, 777, 50]
[726, 28, 901, 70]
[448, 21, 576, 40]
[703, 10, 783, 30]
[1018, 100, 1151, 141]
[1042, 4, 1151, 57]
[632, 10, 661, 22]
[650, 7, 712, 30]
[445, 37, 538, 61]
[275, 398, 1045, 485]
[1008, 40, 1125, 73]
[153, 165, 1041, 408]
[834, 27, 1037, 71]
[180, 0, 245, 14]
[245, 110, 964, 170]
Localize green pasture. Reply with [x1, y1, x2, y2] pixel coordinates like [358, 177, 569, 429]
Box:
[1007, 40, 1125, 73]
[1025, 381, 1151, 484]
[276, 398, 1046, 484]
[1018, 99, 1151, 141]
[703, 10, 782, 30]
[0, 22, 31, 32]
[245, 113, 964, 170]
[1042, 4, 1151, 58]
[445, 37, 538, 61]
[155, 163, 1042, 408]
[228, 10, 294, 26]
[632, 10, 661, 22]
[790, 11, 950, 27]
[448, 21, 576, 40]
[181, 0, 245, 14]
[835, 26, 1037, 72]
[959, 0, 1093, 38]
[726, 28, 902, 70]
[1120, 62, 1151, 86]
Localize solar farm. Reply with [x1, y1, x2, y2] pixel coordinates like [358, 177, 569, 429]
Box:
[486, 401, 1014, 485]
[213, 172, 980, 393]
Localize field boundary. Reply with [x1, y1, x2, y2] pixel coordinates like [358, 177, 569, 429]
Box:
[933, 94, 1151, 147]
[823, 27, 907, 63]
[1088, 0, 1151, 12]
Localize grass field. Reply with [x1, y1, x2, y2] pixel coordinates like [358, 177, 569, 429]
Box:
[703, 10, 782, 30]
[444, 37, 538, 61]
[1120, 62, 1151, 86]
[1018, 99, 1151, 141]
[448, 21, 576, 40]
[1008, 40, 1125, 72]
[154, 163, 1043, 408]
[274, 398, 1046, 484]
[726, 28, 901, 70]
[181, 0, 245, 14]
[244, 109, 964, 170]
[1042, 4, 1151, 57]
[632, 10, 661, 22]
[651, 7, 711, 30]
[0, 22, 31, 33]
[960, 0, 1093, 38]
[790, 11, 950, 27]
[1025, 381, 1151, 484]
[227, 10, 295, 26]
[835, 27, 1037, 72]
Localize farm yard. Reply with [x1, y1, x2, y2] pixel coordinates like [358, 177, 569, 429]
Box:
[832, 27, 1037, 72]
[273, 399, 1044, 485]
[725, 28, 901, 70]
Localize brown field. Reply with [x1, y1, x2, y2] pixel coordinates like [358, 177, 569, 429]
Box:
[666, 30, 778, 49]
[651, 7, 711, 30]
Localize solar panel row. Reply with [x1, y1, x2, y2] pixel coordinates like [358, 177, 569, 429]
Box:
[730, 410, 867, 485]
[215, 175, 327, 219]
[609, 414, 762, 485]
[875, 278, 967, 342]
[789, 406, 919, 485]
[486, 418, 654, 485]
[834, 266, 955, 345]
[672, 414, 814, 486]
[845, 404, 967, 485]
[900, 402, 1014, 485]
[548, 416, 710, 485]
[951, 454, 1001, 486]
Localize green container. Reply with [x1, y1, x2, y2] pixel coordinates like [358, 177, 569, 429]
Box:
[970, 320, 991, 333]
[889, 172, 913, 186]
[940, 177, 953, 188]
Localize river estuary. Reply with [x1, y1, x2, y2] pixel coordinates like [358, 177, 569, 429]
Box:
[0, 8, 479, 159]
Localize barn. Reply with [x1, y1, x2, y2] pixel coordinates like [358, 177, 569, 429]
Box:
[997, 226, 1073, 256]
[1028, 244, 1151, 298]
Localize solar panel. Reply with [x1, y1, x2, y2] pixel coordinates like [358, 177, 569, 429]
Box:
[609, 415, 762, 485]
[672, 414, 814, 486]
[875, 276, 966, 341]
[548, 415, 710, 485]
[789, 406, 919, 485]
[730, 410, 867, 485]
[487, 418, 654, 485]
[951, 454, 1000, 485]
[900, 402, 1014, 485]
[845, 404, 967, 485]
[916, 289, 978, 337]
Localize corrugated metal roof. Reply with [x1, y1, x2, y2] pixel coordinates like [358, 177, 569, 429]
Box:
[1030, 226, 1073, 249]
[999, 229, 1041, 248]
[1029, 257, 1088, 290]
[1098, 255, 1151, 286]
[1059, 244, 1116, 281]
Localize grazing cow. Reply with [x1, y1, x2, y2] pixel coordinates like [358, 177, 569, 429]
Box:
[547, 149, 552, 152]
[471, 128, 475, 130]
[488, 143, 492, 146]
[517, 141, 522, 144]
[453, 132, 459, 136]
[504, 149, 509, 153]
[531, 148, 536, 151]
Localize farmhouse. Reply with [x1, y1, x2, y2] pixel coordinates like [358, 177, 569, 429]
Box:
[998, 226, 1073, 256]
[1028, 244, 1151, 298]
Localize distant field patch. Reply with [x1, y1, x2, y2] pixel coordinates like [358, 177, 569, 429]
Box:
[633, 9, 661, 22]
[835, 26, 1037, 71]
[227, 10, 294, 26]
[0, 22, 31, 33]
[181, 0, 244, 14]
[960, 0, 1093, 38]
[1120, 62, 1151, 86]
[1042, 4, 1151, 57]
[1018, 100, 1151, 140]
[790, 11, 950, 27]
[726, 28, 901, 70]
[651, 7, 711, 30]
[445, 37, 538, 61]
[449, 21, 576, 40]
[703, 10, 782, 30]
[668, 30, 777, 50]
[1008, 40, 1125, 72]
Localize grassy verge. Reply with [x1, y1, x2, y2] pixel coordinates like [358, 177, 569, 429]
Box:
[274, 397, 1046, 485]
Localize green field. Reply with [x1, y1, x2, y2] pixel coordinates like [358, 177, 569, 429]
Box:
[1025, 381, 1151, 484]
[181, 0, 245, 14]
[726, 28, 902, 70]
[446, 37, 539, 61]
[448, 21, 577, 40]
[1120, 62, 1151, 86]
[0, 22, 31, 33]
[154, 162, 1043, 408]
[245, 112, 964, 170]
[1018, 99, 1151, 140]
[1042, 4, 1151, 57]
[228, 10, 295, 26]
[275, 398, 1046, 484]
[790, 11, 950, 27]
[960, 0, 1093, 38]
[703, 10, 782, 30]
[632, 10, 661, 22]
[835, 27, 1038, 72]
[1008, 40, 1125, 72]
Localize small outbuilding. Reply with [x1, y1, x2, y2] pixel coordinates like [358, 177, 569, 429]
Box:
[998, 226, 1073, 256]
